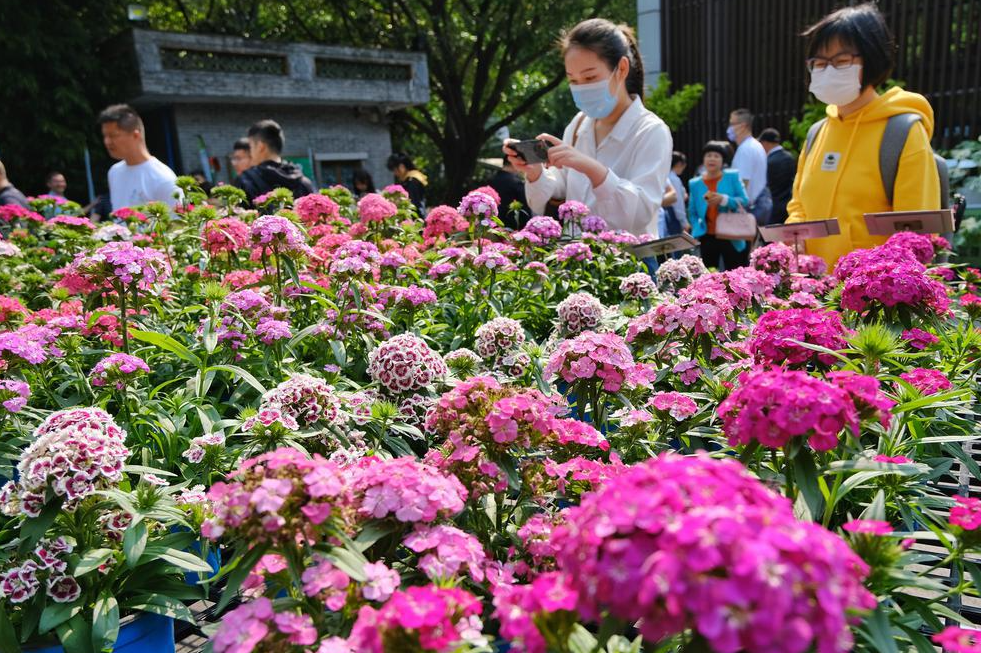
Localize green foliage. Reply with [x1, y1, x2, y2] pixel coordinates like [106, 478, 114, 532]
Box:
[642, 73, 705, 132]
[939, 138, 981, 194]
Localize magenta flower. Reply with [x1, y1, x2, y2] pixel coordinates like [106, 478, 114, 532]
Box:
[250, 215, 312, 257]
[68, 241, 171, 291]
[255, 317, 292, 345]
[89, 352, 150, 390]
[901, 328, 939, 350]
[933, 626, 981, 653]
[885, 230, 938, 265]
[899, 367, 953, 395]
[404, 524, 488, 582]
[750, 241, 798, 277]
[302, 557, 351, 610]
[874, 454, 912, 464]
[492, 572, 578, 653]
[0, 379, 30, 413]
[748, 308, 848, 368]
[838, 246, 949, 315]
[294, 193, 340, 226]
[351, 456, 466, 523]
[557, 200, 589, 224]
[842, 519, 893, 535]
[951, 496, 981, 531]
[203, 217, 250, 256]
[525, 216, 562, 241]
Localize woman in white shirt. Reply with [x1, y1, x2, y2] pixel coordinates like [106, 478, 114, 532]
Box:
[503, 18, 672, 238]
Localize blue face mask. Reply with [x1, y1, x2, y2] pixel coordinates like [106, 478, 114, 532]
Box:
[570, 77, 618, 120]
[726, 125, 738, 141]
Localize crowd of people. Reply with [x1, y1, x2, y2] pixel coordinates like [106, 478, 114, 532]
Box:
[0, 2, 944, 273]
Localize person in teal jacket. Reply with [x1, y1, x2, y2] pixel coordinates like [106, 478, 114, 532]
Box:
[688, 140, 751, 270]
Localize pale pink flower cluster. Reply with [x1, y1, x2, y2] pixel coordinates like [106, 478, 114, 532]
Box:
[261, 373, 340, 427]
[367, 333, 448, 394]
[545, 331, 635, 392]
[555, 292, 604, 335]
[649, 391, 698, 421]
[750, 241, 797, 277]
[348, 585, 485, 653]
[350, 456, 467, 523]
[212, 598, 317, 653]
[68, 241, 171, 290]
[357, 193, 398, 224]
[457, 190, 498, 222]
[250, 215, 313, 257]
[404, 524, 488, 581]
[2, 408, 128, 517]
[423, 205, 468, 240]
[619, 272, 658, 300]
[555, 242, 592, 262]
[655, 258, 694, 292]
[551, 453, 876, 653]
[89, 352, 150, 390]
[0, 379, 30, 413]
[525, 216, 562, 241]
[625, 290, 731, 345]
[557, 200, 589, 225]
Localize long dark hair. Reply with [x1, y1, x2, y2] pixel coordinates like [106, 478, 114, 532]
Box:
[560, 18, 645, 97]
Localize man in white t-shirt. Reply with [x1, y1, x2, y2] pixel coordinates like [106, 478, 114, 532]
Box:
[98, 104, 179, 211]
[728, 108, 772, 225]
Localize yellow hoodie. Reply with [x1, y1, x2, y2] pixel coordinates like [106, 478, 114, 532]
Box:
[785, 87, 939, 268]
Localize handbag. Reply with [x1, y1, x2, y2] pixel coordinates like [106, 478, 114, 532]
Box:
[714, 205, 758, 241]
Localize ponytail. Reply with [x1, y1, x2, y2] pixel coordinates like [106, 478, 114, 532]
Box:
[560, 18, 646, 96]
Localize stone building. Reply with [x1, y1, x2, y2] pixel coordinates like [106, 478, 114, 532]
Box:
[110, 29, 430, 188]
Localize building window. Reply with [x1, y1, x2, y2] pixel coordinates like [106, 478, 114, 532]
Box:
[319, 160, 365, 190]
[160, 48, 287, 75]
[315, 58, 412, 82]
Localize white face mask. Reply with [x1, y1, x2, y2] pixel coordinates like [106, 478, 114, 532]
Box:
[809, 64, 863, 107]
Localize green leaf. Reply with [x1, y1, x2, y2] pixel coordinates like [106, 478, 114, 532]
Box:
[140, 547, 213, 573]
[39, 600, 82, 634]
[329, 340, 347, 367]
[0, 606, 20, 653]
[126, 593, 195, 625]
[327, 545, 367, 582]
[19, 498, 63, 554]
[206, 364, 267, 395]
[858, 605, 899, 653]
[568, 624, 600, 653]
[861, 490, 887, 521]
[962, 560, 981, 596]
[123, 521, 148, 569]
[130, 330, 202, 367]
[55, 614, 92, 653]
[74, 548, 114, 576]
[791, 448, 824, 521]
[91, 592, 119, 653]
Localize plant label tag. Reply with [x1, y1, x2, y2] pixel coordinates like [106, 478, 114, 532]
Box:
[821, 152, 841, 172]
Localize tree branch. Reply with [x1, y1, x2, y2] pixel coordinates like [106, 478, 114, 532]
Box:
[483, 70, 566, 137]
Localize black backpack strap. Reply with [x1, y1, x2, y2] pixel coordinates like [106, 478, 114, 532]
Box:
[879, 113, 921, 205]
[804, 118, 827, 155]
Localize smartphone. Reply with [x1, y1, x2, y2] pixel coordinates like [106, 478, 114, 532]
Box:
[510, 139, 553, 165]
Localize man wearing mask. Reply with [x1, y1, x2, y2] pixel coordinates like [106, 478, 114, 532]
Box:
[759, 129, 795, 224]
[99, 104, 180, 210]
[728, 108, 771, 225]
[235, 120, 315, 202]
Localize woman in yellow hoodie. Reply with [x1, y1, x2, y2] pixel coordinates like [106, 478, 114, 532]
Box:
[785, 3, 939, 269]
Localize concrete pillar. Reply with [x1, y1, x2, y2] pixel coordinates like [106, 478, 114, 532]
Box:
[636, 0, 663, 91]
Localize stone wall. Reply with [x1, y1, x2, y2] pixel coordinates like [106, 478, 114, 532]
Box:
[172, 104, 393, 189]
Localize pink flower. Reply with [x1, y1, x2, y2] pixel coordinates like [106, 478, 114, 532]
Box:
[250, 215, 312, 257]
[551, 453, 875, 653]
[838, 245, 949, 315]
[474, 317, 525, 361]
[885, 230, 939, 264]
[750, 241, 798, 277]
[352, 456, 466, 523]
[748, 308, 848, 368]
[367, 333, 448, 394]
[302, 557, 351, 610]
[89, 353, 150, 390]
[0, 379, 30, 413]
[901, 328, 939, 350]
[362, 561, 400, 602]
[211, 597, 274, 653]
[254, 317, 292, 345]
[492, 572, 578, 653]
[555, 242, 592, 262]
[525, 216, 562, 241]
[260, 373, 339, 427]
[458, 191, 498, 222]
[203, 218, 250, 256]
[423, 205, 468, 240]
[294, 193, 340, 226]
[358, 193, 398, 224]
[842, 519, 892, 535]
[273, 612, 317, 645]
[67, 241, 171, 291]
[951, 496, 981, 531]
[404, 524, 488, 582]
[545, 331, 635, 393]
[555, 292, 604, 336]
[718, 368, 859, 451]
[934, 626, 981, 653]
[899, 367, 953, 395]
[874, 454, 912, 464]
[557, 200, 589, 224]
[649, 391, 698, 420]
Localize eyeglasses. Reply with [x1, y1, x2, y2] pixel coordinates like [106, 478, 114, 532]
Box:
[806, 52, 860, 72]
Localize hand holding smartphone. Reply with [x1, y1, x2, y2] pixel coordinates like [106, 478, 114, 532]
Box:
[508, 139, 554, 165]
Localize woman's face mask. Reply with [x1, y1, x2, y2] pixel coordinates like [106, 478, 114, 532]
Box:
[809, 64, 863, 107]
[570, 72, 619, 119]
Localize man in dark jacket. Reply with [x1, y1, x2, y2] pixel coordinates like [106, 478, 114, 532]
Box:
[486, 160, 530, 229]
[0, 161, 29, 208]
[759, 128, 796, 224]
[235, 120, 315, 202]
[386, 152, 428, 214]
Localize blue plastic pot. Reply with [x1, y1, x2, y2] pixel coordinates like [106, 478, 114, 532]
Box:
[184, 540, 221, 586]
[27, 612, 175, 653]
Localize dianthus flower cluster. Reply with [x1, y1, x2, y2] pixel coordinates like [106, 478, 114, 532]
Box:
[688, 268, 775, 312]
[357, 193, 398, 224]
[748, 308, 848, 367]
[260, 373, 340, 427]
[329, 239, 381, 277]
[796, 254, 827, 277]
[472, 249, 513, 270]
[211, 597, 319, 653]
[202, 217, 250, 256]
[202, 447, 344, 544]
[619, 272, 658, 301]
[368, 333, 447, 394]
[423, 205, 468, 240]
[46, 215, 95, 231]
[750, 241, 798, 277]
[654, 258, 694, 292]
[555, 242, 592, 262]
[0, 537, 78, 606]
[457, 191, 498, 223]
[950, 496, 981, 531]
[525, 216, 562, 241]
[557, 200, 589, 225]
[492, 572, 578, 653]
[404, 524, 488, 582]
[551, 453, 875, 653]
[350, 456, 467, 523]
[649, 391, 698, 421]
[901, 328, 938, 350]
[625, 289, 732, 345]
[0, 324, 63, 368]
[294, 193, 340, 226]
[250, 215, 312, 257]
[718, 368, 860, 451]
[0, 379, 30, 413]
[68, 241, 171, 290]
[838, 246, 949, 315]
[89, 352, 151, 390]
[545, 331, 635, 393]
[474, 317, 525, 361]
[933, 626, 981, 653]
[885, 231, 939, 265]
[348, 585, 485, 653]
[899, 367, 953, 395]
[825, 370, 895, 427]
[0, 205, 44, 224]
[0, 408, 129, 517]
[555, 292, 604, 335]
[254, 317, 292, 345]
[580, 215, 608, 233]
